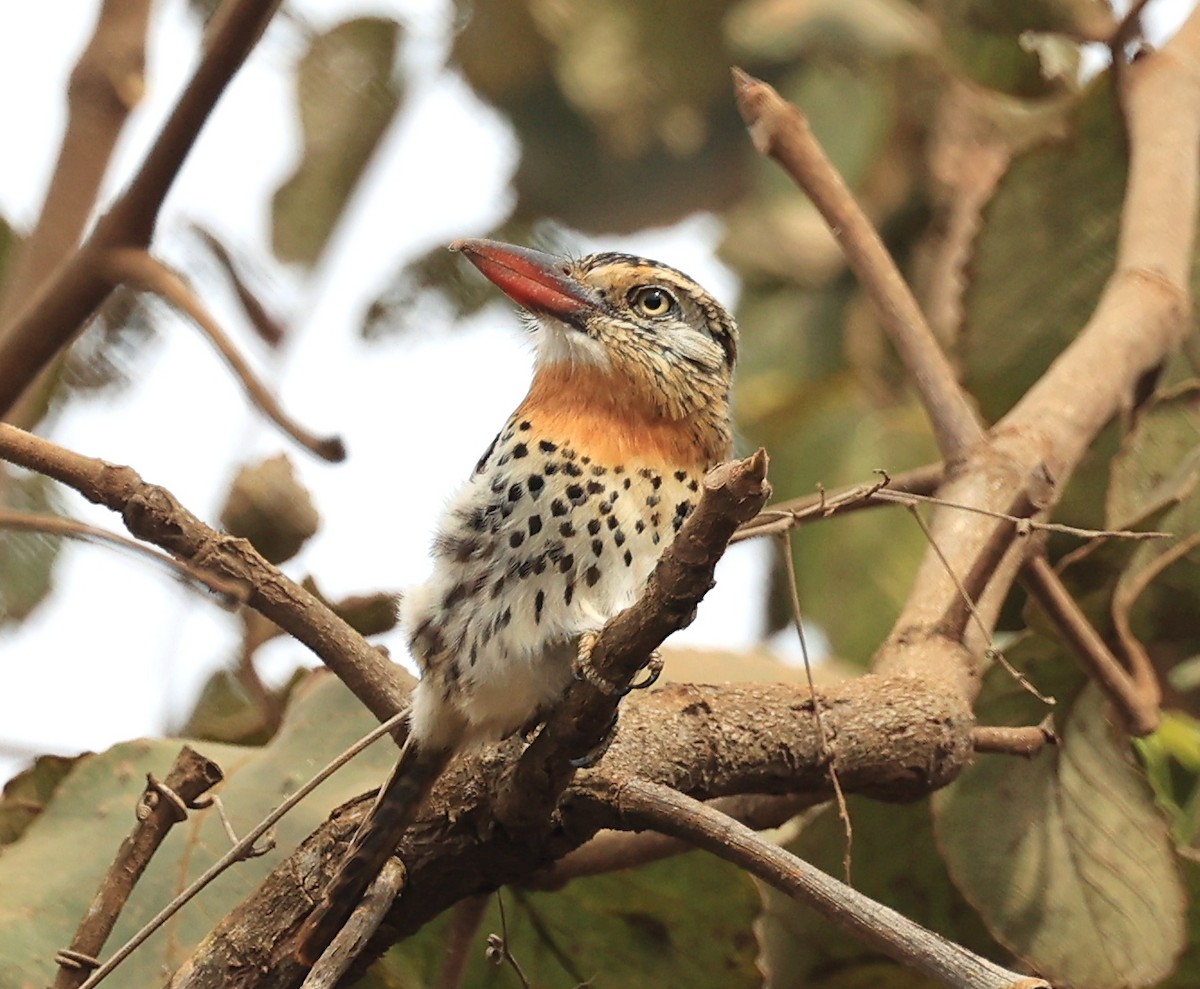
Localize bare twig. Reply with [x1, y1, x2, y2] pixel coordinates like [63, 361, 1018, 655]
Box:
[103, 248, 344, 461]
[301, 859, 407, 989]
[616, 779, 1047, 989]
[54, 747, 223, 989]
[435, 895, 490, 989]
[1021, 553, 1159, 736]
[191, 223, 287, 346]
[76, 708, 408, 989]
[0, 423, 408, 722]
[732, 69, 985, 462]
[0, 0, 284, 418]
[972, 723, 1058, 758]
[0, 507, 247, 600]
[778, 531, 852, 880]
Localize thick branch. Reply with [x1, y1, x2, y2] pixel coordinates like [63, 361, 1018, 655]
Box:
[169, 674, 973, 989]
[0, 424, 408, 722]
[611, 780, 1045, 989]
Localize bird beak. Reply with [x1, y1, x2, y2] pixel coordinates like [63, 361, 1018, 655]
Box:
[450, 239, 602, 320]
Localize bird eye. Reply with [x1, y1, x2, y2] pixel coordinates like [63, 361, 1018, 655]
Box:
[630, 286, 676, 318]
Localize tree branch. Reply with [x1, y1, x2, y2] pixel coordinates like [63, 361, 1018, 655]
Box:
[732, 69, 985, 463]
[104, 248, 344, 461]
[0, 0, 283, 419]
[0, 423, 408, 721]
[0, 0, 152, 427]
[53, 746, 223, 989]
[611, 779, 1046, 989]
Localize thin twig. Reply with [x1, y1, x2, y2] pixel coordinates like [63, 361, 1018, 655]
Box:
[972, 723, 1058, 757]
[301, 859, 407, 989]
[778, 532, 851, 882]
[617, 779, 1047, 989]
[1021, 553, 1158, 736]
[54, 747, 223, 989]
[904, 504, 1055, 707]
[103, 248, 344, 461]
[732, 68, 985, 462]
[0, 0, 286, 418]
[435, 895, 490, 989]
[76, 709, 408, 989]
[486, 892, 531, 989]
[872, 488, 1170, 541]
[0, 507, 247, 600]
[1111, 532, 1200, 700]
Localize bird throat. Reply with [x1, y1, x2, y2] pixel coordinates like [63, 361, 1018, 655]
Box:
[516, 361, 728, 469]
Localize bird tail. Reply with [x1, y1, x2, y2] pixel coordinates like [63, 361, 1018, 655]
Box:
[296, 737, 451, 964]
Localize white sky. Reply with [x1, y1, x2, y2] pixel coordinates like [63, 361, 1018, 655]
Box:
[0, 0, 770, 783]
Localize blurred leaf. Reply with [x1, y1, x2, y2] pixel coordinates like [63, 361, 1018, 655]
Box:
[759, 798, 1004, 987]
[933, 638, 1186, 989]
[1135, 711, 1200, 846]
[181, 668, 278, 746]
[1107, 382, 1200, 532]
[1157, 858, 1200, 989]
[0, 213, 17, 287]
[272, 17, 404, 266]
[961, 79, 1124, 421]
[219, 454, 320, 565]
[726, 0, 940, 64]
[61, 286, 160, 395]
[375, 855, 760, 988]
[301, 576, 399, 637]
[452, 0, 749, 233]
[746, 384, 937, 659]
[0, 754, 80, 846]
[0, 471, 64, 625]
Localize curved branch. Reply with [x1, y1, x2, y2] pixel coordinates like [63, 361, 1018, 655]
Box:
[732, 69, 985, 463]
[0, 507, 247, 600]
[612, 779, 1045, 989]
[104, 249, 344, 461]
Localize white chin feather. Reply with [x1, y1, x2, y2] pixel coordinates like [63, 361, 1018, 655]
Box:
[525, 312, 611, 369]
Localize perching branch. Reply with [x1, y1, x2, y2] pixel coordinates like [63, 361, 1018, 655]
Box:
[610, 779, 1047, 989]
[492, 449, 773, 831]
[0, 423, 408, 722]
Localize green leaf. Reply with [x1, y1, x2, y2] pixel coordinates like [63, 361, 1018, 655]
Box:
[758, 799, 1003, 987]
[375, 854, 761, 988]
[0, 674, 394, 987]
[961, 79, 1125, 422]
[933, 640, 1186, 988]
[272, 17, 404, 266]
[0, 754, 81, 847]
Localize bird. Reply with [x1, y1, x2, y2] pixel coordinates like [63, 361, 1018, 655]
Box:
[296, 238, 738, 962]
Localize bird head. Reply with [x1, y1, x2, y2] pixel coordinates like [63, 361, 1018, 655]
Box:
[451, 239, 737, 448]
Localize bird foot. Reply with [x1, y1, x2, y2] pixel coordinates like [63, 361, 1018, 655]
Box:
[572, 632, 664, 696]
[569, 709, 620, 769]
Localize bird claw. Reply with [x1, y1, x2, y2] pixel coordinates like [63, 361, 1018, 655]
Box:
[569, 710, 619, 768]
[573, 632, 663, 697]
